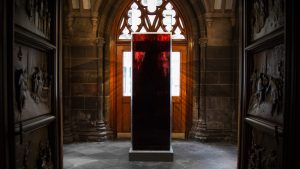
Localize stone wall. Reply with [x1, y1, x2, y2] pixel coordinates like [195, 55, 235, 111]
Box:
[62, 0, 238, 143]
[191, 14, 238, 142]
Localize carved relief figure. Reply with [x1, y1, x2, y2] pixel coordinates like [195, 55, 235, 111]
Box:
[31, 67, 42, 103]
[19, 70, 28, 112]
[248, 72, 283, 121]
[14, 45, 52, 121]
[26, 0, 35, 18]
[15, 47, 28, 115]
[266, 77, 279, 115]
[252, 0, 269, 33]
[25, 0, 51, 37]
[247, 131, 279, 169]
[270, 0, 284, 26]
[22, 141, 31, 169]
[248, 46, 285, 123]
[37, 141, 53, 169]
[31, 66, 52, 105]
[250, 70, 258, 93]
[251, 0, 284, 40]
[256, 73, 269, 105]
[248, 142, 265, 169]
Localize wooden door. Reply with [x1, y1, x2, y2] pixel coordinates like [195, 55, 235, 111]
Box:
[116, 45, 187, 138]
[116, 45, 131, 136]
[239, 0, 286, 169]
[171, 46, 187, 138]
[5, 0, 61, 169]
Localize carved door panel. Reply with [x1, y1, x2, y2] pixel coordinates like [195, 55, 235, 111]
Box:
[11, 0, 61, 169]
[240, 0, 286, 169]
[116, 45, 187, 138]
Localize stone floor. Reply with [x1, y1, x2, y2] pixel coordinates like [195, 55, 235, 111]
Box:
[64, 140, 237, 169]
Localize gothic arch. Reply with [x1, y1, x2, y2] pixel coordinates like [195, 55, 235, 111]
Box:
[97, 0, 207, 39]
[97, 0, 208, 136]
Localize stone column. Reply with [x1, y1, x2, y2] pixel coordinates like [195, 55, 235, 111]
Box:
[95, 37, 113, 140]
[190, 37, 209, 141]
[198, 37, 208, 128]
[97, 37, 105, 122]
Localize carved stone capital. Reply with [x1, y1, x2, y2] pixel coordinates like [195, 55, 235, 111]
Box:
[96, 37, 105, 47]
[205, 18, 214, 28]
[66, 15, 74, 35]
[199, 37, 208, 47]
[91, 17, 98, 32]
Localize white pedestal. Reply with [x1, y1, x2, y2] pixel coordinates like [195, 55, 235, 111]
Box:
[129, 146, 174, 162]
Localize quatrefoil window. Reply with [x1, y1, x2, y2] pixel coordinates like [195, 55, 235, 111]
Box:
[118, 0, 186, 40]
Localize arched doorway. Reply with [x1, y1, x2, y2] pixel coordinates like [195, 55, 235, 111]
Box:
[109, 0, 193, 139]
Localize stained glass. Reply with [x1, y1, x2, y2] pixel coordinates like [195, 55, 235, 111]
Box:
[118, 0, 186, 40]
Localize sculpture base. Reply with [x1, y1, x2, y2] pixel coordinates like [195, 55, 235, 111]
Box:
[129, 146, 173, 162]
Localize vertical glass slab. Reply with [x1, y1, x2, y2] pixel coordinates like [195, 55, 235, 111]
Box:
[132, 33, 171, 150]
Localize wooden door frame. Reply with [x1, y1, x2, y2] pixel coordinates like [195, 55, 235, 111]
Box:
[237, 0, 290, 169]
[171, 45, 187, 136]
[284, 0, 300, 168]
[0, 0, 15, 168]
[0, 0, 62, 168]
[116, 45, 131, 136]
[110, 42, 192, 139]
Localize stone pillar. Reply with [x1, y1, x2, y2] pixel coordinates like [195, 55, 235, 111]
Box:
[97, 37, 105, 122]
[191, 37, 209, 141]
[94, 37, 113, 140]
[189, 37, 208, 140]
[63, 14, 74, 143]
[63, 38, 74, 143]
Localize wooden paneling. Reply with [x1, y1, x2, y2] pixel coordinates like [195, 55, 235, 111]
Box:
[11, 0, 61, 168]
[240, 0, 286, 168]
[15, 126, 54, 169]
[114, 45, 188, 137]
[284, 1, 300, 168]
[122, 97, 131, 132]
[116, 45, 130, 133]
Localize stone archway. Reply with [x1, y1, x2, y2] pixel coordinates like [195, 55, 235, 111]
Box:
[97, 0, 207, 138]
[62, 0, 238, 143]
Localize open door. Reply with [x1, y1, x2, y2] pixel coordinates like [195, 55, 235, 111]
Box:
[239, 0, 286, 168]
[1, 0, 62, 168]
[115, 45, 187, 139]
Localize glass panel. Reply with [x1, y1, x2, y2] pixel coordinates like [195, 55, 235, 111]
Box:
[157, 26, 164, 33]
[214, 0, 222, 9]
[173, 27, 185, 39]
[128, 3, 141, 32]
[123, 52, 132, 96]
[162, 3, 176, 32]
[118, 0, 186, 40]
[171, 52, 180, 96]
[141, 0, 163, 7]
[148, 15, 156, 25]
[225, 0, 233, 9]
[140, 27, 147, 33]
[123, 51, 180, 96]
[82, 0, 91, 9]
[119, 27, 131, 39]
[72, 0, 80, 9]
[141, 0, 162, 12]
